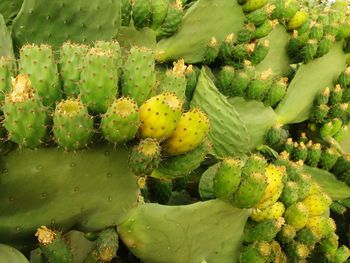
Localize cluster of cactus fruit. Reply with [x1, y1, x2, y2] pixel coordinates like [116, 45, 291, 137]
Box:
[2, 0, 350, 262]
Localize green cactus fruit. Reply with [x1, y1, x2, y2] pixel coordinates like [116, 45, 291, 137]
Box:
[251, 202, 285, 222]
[319, 148, 340, 171]
[184, 65, 199, 101]
[80, 48, 118, 113]
[330, 84, 344, 104]
[338, 67, 350, 87]
[338, 170, 350, 184]
[310, 23, 324, 41]
[53, 99, 93, 150]
[317, 34, 335, 57]
[94, 40, 123, 76]
[232, 172, 268, 208]
[35, 226, 73, 263]
[306, 142, 322, 167]
[251, 40, 269, 65]
[320, 121, 334, 138]
[246, 70, 273, 101]
[239, 242, 271, 263]
[156, 1, 183, 39]
[280, 181, 299, 207]
[231, 70, 252, 97]
[101, 97, 140, 144]
[303, 39, 318, 63]
[122, 46, 156, 106]
[237, 23, 256, 43]
[287, 31, 308, 61]
[242, 0, 268, 12]
[335, 125, 348, 142]
[319, 233, 339, 255]
[312, 104, 330, 123]
[155, 179, 173, 204]
[158, 59, 187, 100]
[284, 202, 309, 231]
[0, 56, 15, 106]
[331, 118, 344, 136]
[265, 124, 284, 147]
[85, 228, 118, 262]
[150, 0, 169, 30]
[288, 10, 309, 30]
[254, 19, 276, 39]
[292, 142, 308, 161]
[332, 154, 350, 175]
[329, 103, 348, 121]
[277, 224, 296, 245]
[19, 44, 61, 107]
[317, 87, 331, 104]
[334, 246, 350, 263]
[4, 75, 48, 148]
[281, 0, 299, 20]
[242, 154, 267, 177]
[203, 37, 220, 64]
[219, 34, 234, 62]
[246, 4, 274, 26]
[59, 42, 88, 98]
[216, 66, 235, 97]
[270, 240, 287, 263]
[295, 173, 313, 201]
[264, 77, 288, 108]
[286, 241, 309, 260]
[324, 22, 339, 36]
[243, 217, 285, 243]
[306, 216, 336, 238]
[164, 108, 210, 155]
[154, 140, 210, 179]
[132, 0, 152, 29]
[139, 93, 182, 140]
[231, 43, 254, 61]
[302, 192, 332, 217]
[296, 227, 321, 246]
[331, 201, 347, 215]
[129, 138, 161, 176]
[121, 0, 132, 26]
[213, 158, 242, 201]
[343, 88, 350, 102]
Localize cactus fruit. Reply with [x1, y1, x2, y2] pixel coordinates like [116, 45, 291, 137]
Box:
[164, 108, 210, 155]
[279, 181, 299, 207]
[239, 242, 271, 263]
[302, 192, 332, 217]
[122, 47, 156, 106]
[3, 75, 48, 148]
[296, 227, 321, 246]
[184, 65, 199, 100]
[85, 228, 118, 262]
[283, 202, 309, 231]
[121, 0, 132, 26]
[35, 226, 73, 263]
[306, 216, 336, 238]
[319, 147, 340, 171]
[246, 70, 272, 101]
[264, 77, 288, 108]
[132, 0, 152, 30]
[306, 142, 322, 167]
[59, 42, 88, 98]
[213, 158, 242, 201]
[139, 93, 182, 140]
[251, 40, 269, 65]
[287, 11, 309, 30]
[244, 217, 285, 243]
[101, 97, 140, 144]
[80, 48, 118, 113]
[231, 70, 252, 97]
[277, 224, 296, 245]
[156, 1, 184, 39]
[53, 99, 93, 150]
[242, 154, 267, 177]
[334, 246, 350, 263]
[94, 40, 123, 76]
[129, 138, 161, 176]
[203, 37, 220, 64]
[19, 44, 61, 107]
[217, 66, 235, 97]
[286, 241, 309, 260]
[150, 0, 169, 30]
[251, 201, 285, 222]
[242, 0, 269, 13]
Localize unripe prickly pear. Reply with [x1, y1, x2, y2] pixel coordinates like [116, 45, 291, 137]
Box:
[238, 23, 256, 43]
[281, 0, 299, 20]
[303, 39, 318, 63]
[122, 47, 156, 106]
[53, 99, 93, 150]
[231, 43, 254, 61]
[121, 0, 132, 26]
[216, 66, 235, 97]
[59, 42, 88, 97]
[319, 147, 340, 171]
[296, 227, 321, 246]
[338, 67, 350, 87]
[231, 70, 252, 97]
[302, 192, 332, 217]
[315, 86, 330, 104]
[239, 242, 271, 263]
[254, 19, 276, 39]
[251, 40, 269, 65]
[243, 0, 268, 13]
[219, 33, 235, 62]
[246, 4, 274, 26]
[317, 34, 335, 57]
[329, 103, 348, 121]
[310, 23, 324, 41]
[4, 75, 48, 148]
[292, 142, 308, 161]
[101, 97, 140, 144]
[150, 0, 169, 30]
[265, 124, 287, 147]
[332, 154, 350, 175]
[19, 44, 62, 107]
[213, 158, 242, 201]
[312, 104, 330, 123]
[35, 226, 73, 263]
[80, 48, 118, 113]
[246, 70, 273, 101]
[306, 216, 336, 238]
[334, 245, 350, 263]
[251, 201, 285, 222]
[0, 57, 15, 106]
[288, 11, 309, 30]
[242, 154, 267, 177]
[156, 1, 183, 39]
[233, 172, 268, 208]
[330, 84, 344, 104]
[184, 65, 199, 101]
[284, 202, 309, 231]
[280, 181, 299, 207]
[132, 0, 152, 29]
[164, 108, 210, 155]
[306, 142, 322, 167]
[94, 40, 123, 76]
[277, 224, 296, 245]
[129, 138, 161, 176]
[140, 93, 182, 140]
[203, 37, 220, 64]
[264, 77, 288, 108]
[244, 217, 285, 243]
[286, 241, 309, 260]
[319, 233, 339, 255]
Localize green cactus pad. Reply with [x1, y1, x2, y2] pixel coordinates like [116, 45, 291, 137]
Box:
[0, 14, 15, 57]
[0, 244, 29, 263]
[0, 57, 15, 106]
[118, 200, 250, 263]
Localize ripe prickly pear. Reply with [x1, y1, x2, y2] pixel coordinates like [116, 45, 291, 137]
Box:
[53, 99, 93, 150]
[302, 192, 332, 217]
[101, 97, 140, 144]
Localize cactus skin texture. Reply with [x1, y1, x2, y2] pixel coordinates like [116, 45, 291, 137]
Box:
[122, 47, 156, 106]
[129, 138, 161, 176]
[306, 216, 336, 239]
[35, 226, 73, 263]
[0, 244, 29, 263]
[139, 93, 182, 140]
[213, 158, 242, 201]
[251, 201, 285, 222]
[0, 56, 15, 106]
[156, 1, 183, 40]
[302, 192, 332, 217]
[3, 75, 48, 148]
[53, 99, 93, 151]
[80, 48, 118, 113]
[150, 0, 169, 30]
[19, 44, 62, 107]
[101, 97, 140, 144]
[164, 108, 210, 156]
[239, 242, 271, 263]
[243, 217, 284, 243]
[132, 0, 152, 30]
[59, 42, 88, 98]
[284, 202, 309, 231]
